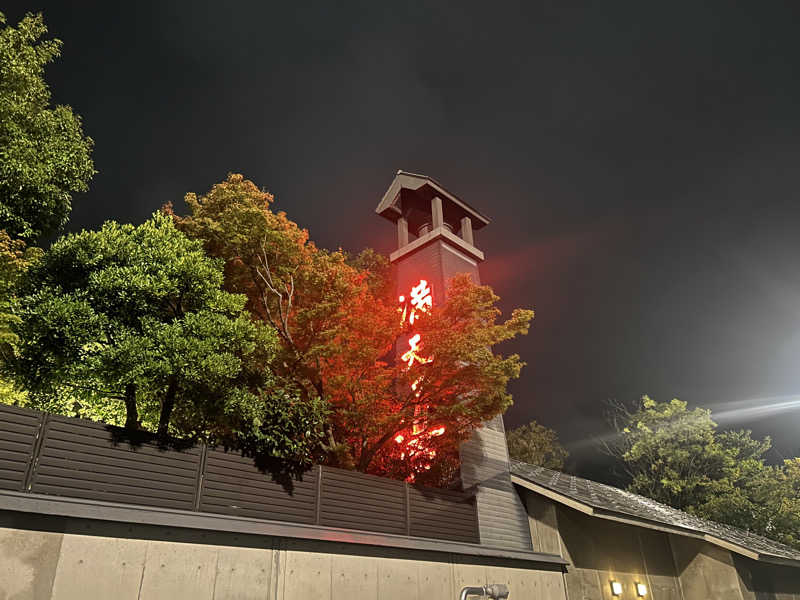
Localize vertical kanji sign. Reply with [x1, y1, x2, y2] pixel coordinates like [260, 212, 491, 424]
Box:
[396, 279, 444, 480]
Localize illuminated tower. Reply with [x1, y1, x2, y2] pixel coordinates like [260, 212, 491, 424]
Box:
[376, 170, 532, 551]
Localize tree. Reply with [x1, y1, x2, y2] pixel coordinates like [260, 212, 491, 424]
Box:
[604, 396, 728, 510]
[170, 174, 535, 484]
[0, 230, 40, 405]
[0, 12, 94, 242]
[6, 212, 327, 468]
[168, 174, 393, 404]
[326, 272, 533, 484]
[507, 420, 568, 469]
[0, 230, 40, 357]
[606, 396, 800, 550]
[698, 444, 800, 551]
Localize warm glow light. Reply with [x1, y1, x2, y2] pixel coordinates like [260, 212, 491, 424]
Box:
[610, 581, 623, 596]
[408, 279, 432, 324]
[396, 278, 446, 478]
[401, 333, 431, 367]
[410, 280, 432, 309]
[636, 582, 648, 597]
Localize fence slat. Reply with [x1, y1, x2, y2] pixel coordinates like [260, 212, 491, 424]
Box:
[408, 486, 480, 543]
[198, 450, 317, 524]
[30, 415, 199, 510]
[319, 466, 406, 535]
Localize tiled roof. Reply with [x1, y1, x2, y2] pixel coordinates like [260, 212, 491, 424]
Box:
[510, 460, 800, 566]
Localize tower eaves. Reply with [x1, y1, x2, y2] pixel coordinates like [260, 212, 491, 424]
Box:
[375, 170, 490, 229]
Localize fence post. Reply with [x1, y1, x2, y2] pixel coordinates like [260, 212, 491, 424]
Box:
[315, 465, 323, 525]
[22, 412, 49, 492]
[193, 442, 209, 511]
[404, 482, 412, 536]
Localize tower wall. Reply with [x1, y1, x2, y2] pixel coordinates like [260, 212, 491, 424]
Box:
[378, 171, 532, 552]
[460, 416, 533, 550]
[394, 239, 481, 304]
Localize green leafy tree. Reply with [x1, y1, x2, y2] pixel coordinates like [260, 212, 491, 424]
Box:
[0, 230, 40, 355]
[0, 12, 94, 242]
[605, 396, 728, 509]
[6, 212, 327, 468]
[607, 396, 800, 550]
[699, 441, 800, 550]
[0, 11, 93, 401]
[0, 230, 41, 405]
[170, 174, 535, 484]
[507, 419, 568, 469]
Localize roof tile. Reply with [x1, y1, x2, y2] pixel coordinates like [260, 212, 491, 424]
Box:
[510, 460, 800, 564]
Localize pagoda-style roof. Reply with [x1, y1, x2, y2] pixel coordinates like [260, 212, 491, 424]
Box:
[375, 170, 490, 230]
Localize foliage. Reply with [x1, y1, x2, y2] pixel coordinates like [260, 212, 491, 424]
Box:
[605, 396, 727, 509]
[0, 375, 26, 406]
[699, 448, 800, 551]
[168, 175, 375, 404]
[0, 230, 40, 357]
[5, 212, 327, 469]
[0, 230, 41, 405]
[0, 12, 94, 242]
[170, 174, 534, 484]
[606, 396, 800, 550]
[507, 419, 568, 469]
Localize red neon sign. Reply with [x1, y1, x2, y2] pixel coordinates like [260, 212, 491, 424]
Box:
[401, 333, 431, 367]
[409, 279, 432, 324]
[395, 279, 445, 480]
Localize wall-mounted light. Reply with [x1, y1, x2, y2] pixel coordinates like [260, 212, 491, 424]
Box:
[610, 581, 623, 596]
[636, 582, 648, 596]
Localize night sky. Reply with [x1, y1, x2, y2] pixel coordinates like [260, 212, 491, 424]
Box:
[6, 1, 800, 477]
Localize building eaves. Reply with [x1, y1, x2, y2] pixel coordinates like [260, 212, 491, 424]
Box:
[510, 460, 800, 568]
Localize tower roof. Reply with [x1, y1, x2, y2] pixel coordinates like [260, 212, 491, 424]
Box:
[375, 170, 490, 229]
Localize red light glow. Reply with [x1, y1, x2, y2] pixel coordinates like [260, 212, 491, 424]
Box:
[409, 279, 432, 324]
[394, 279, 446, 479]
[401, 333, 431, 367]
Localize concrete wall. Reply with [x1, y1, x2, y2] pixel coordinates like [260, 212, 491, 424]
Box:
[548, 498, 682, 600]
[669, 532, 800, 600]
[0, 512, 567, 600]
[668, 535, 744, 599]
[734, 554, 800, 600]
[521, 488, 800, 600]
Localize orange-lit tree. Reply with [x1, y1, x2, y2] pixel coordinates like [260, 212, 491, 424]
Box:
[169, 174, 533, 484]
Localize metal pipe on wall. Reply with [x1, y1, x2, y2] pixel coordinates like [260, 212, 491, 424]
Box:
[459, 584, 510, 599]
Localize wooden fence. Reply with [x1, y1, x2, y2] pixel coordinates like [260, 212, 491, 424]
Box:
[0, 403, 479, 544]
